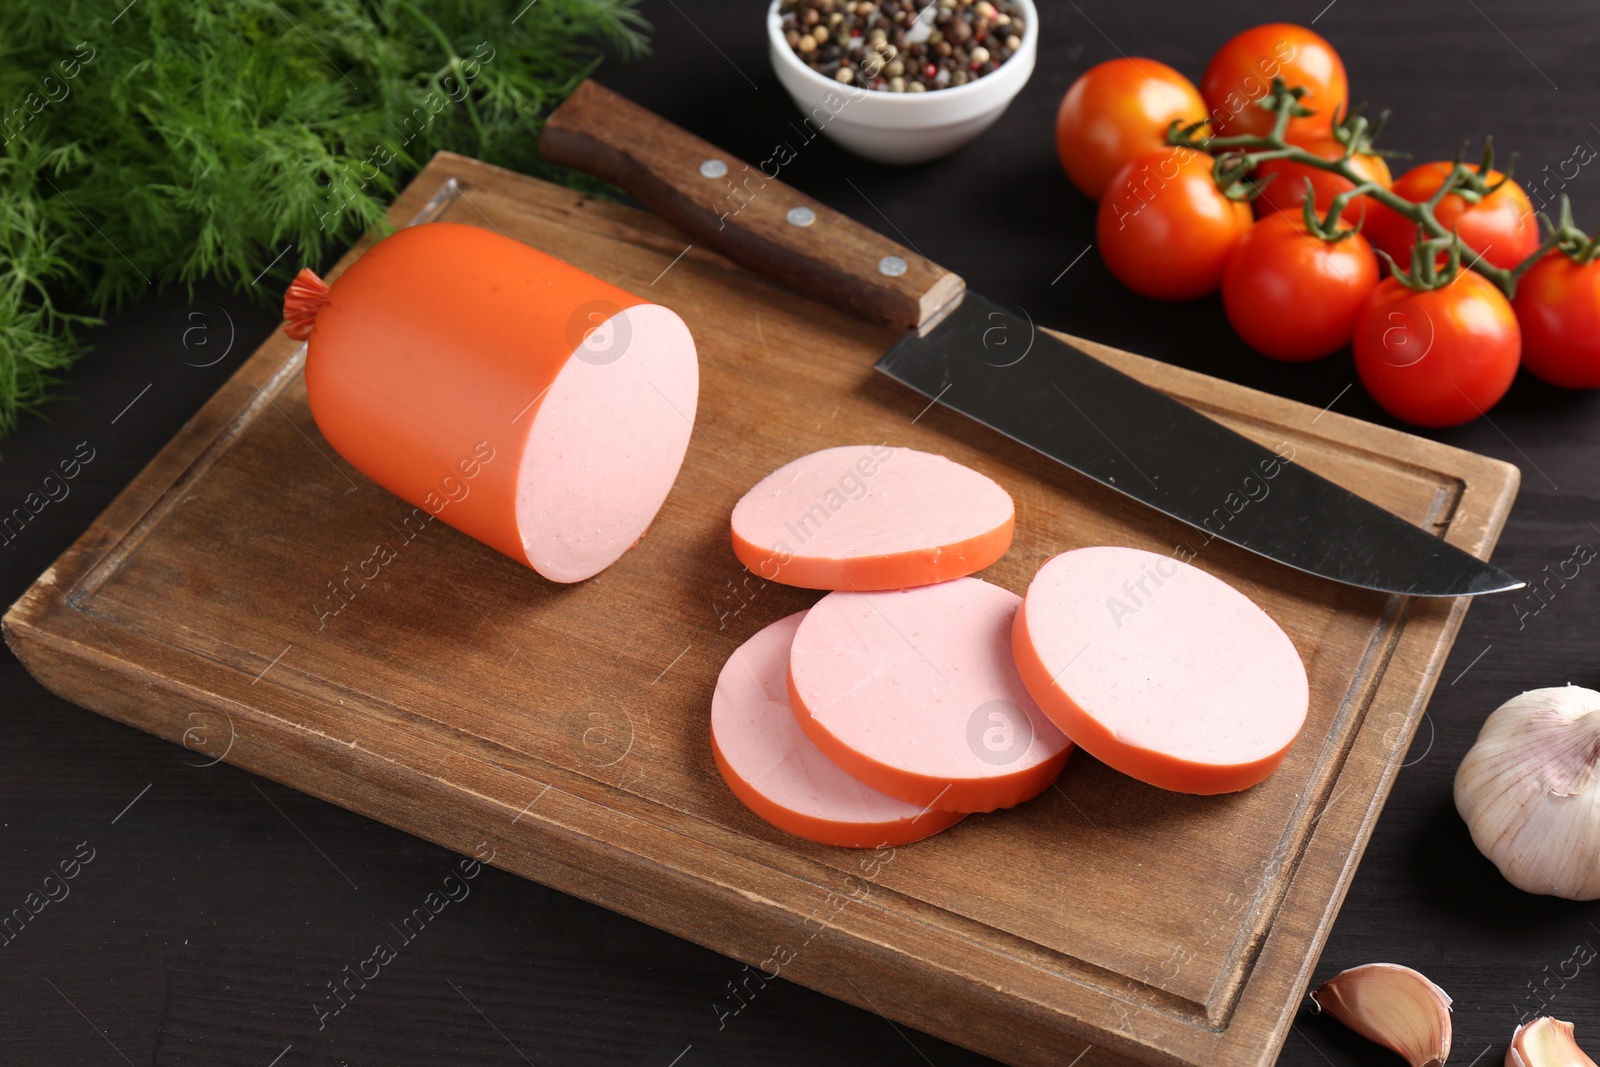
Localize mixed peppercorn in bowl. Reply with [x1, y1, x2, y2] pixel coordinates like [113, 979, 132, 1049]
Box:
[778, 0, 1028, 93]
[767, 0, 1037, 163]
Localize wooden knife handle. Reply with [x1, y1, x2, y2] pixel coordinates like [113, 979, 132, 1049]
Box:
[540, 81, 965, 333]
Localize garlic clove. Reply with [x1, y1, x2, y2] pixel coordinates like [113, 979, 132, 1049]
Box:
[1507, 1016, 1600, 1067]
[1454, 685, 1600, 900]
[1309, 963, 1452, 1067]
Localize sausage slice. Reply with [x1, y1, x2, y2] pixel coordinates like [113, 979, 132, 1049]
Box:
[712, 612, 965, 848]
[787, 578, 1072, 813]
[731, 445, 1013, 590]
[1013, 546, 1309, 794]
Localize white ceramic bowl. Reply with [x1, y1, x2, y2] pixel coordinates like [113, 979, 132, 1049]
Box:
[767, 0, 1037, 165]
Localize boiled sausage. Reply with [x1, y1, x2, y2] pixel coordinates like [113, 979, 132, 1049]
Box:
[1013, 546, 1308, 794]
[712, 612, 965, 847]
[787, 578, 1072, 812]
[282, 222, 698, 583]
[731, 445, 1013, 590]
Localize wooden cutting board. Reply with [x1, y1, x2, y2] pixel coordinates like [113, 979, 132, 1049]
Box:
[3, 152, 1518, 1067]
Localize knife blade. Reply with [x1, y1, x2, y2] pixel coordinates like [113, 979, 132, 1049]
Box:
[540, 81, 1521, 597]
[879, 293, 1519, 596]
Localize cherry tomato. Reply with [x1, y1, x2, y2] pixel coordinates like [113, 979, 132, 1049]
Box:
[1512, 253, 1600, 389]
[1201, 24, 1348, 139]
[1364, 162, 1539, 273]
[1097, 147, 1254, 300]
[1222, 213, 1380, 361]
[1056, 58, 1210, 201]
[1252, 133, 1392, 222]
[1352, 272, 1520, 427]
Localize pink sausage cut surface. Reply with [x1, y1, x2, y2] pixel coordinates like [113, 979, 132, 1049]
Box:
[1013, 546, 1309, 795]
[730, 445, 1014, 590]
[787, 578, 1072, 813]
[516, 303, 698, 582]
[711, 612, 965, 848]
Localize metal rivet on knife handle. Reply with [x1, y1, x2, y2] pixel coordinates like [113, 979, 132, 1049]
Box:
[879, 256, 908, 277]
[786, 206, 816, 227]
[538, 82, 967, 333]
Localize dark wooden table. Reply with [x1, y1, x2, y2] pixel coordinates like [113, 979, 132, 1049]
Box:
[4, 2, 1597, 1064]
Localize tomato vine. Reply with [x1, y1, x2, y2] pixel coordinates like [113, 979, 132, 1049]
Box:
[1166, 79, 1595, 297]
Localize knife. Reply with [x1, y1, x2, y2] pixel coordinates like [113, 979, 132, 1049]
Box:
[540, 82, 1521, 597]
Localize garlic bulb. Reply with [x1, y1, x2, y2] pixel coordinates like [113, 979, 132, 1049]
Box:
[1507, 1016, 1600, 1067]
[1310, 963, 1451, 1067]
[1455, 686, 1600, 900]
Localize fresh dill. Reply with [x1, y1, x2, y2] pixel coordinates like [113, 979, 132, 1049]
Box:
[0, 0, 648, 436]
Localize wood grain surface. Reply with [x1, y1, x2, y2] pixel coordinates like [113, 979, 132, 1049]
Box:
[4, 5, 1597, 1066]
[4, 151, 1517, 1067]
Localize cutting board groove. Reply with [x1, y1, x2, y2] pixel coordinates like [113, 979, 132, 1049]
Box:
[4, 152, 1518, 1067]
